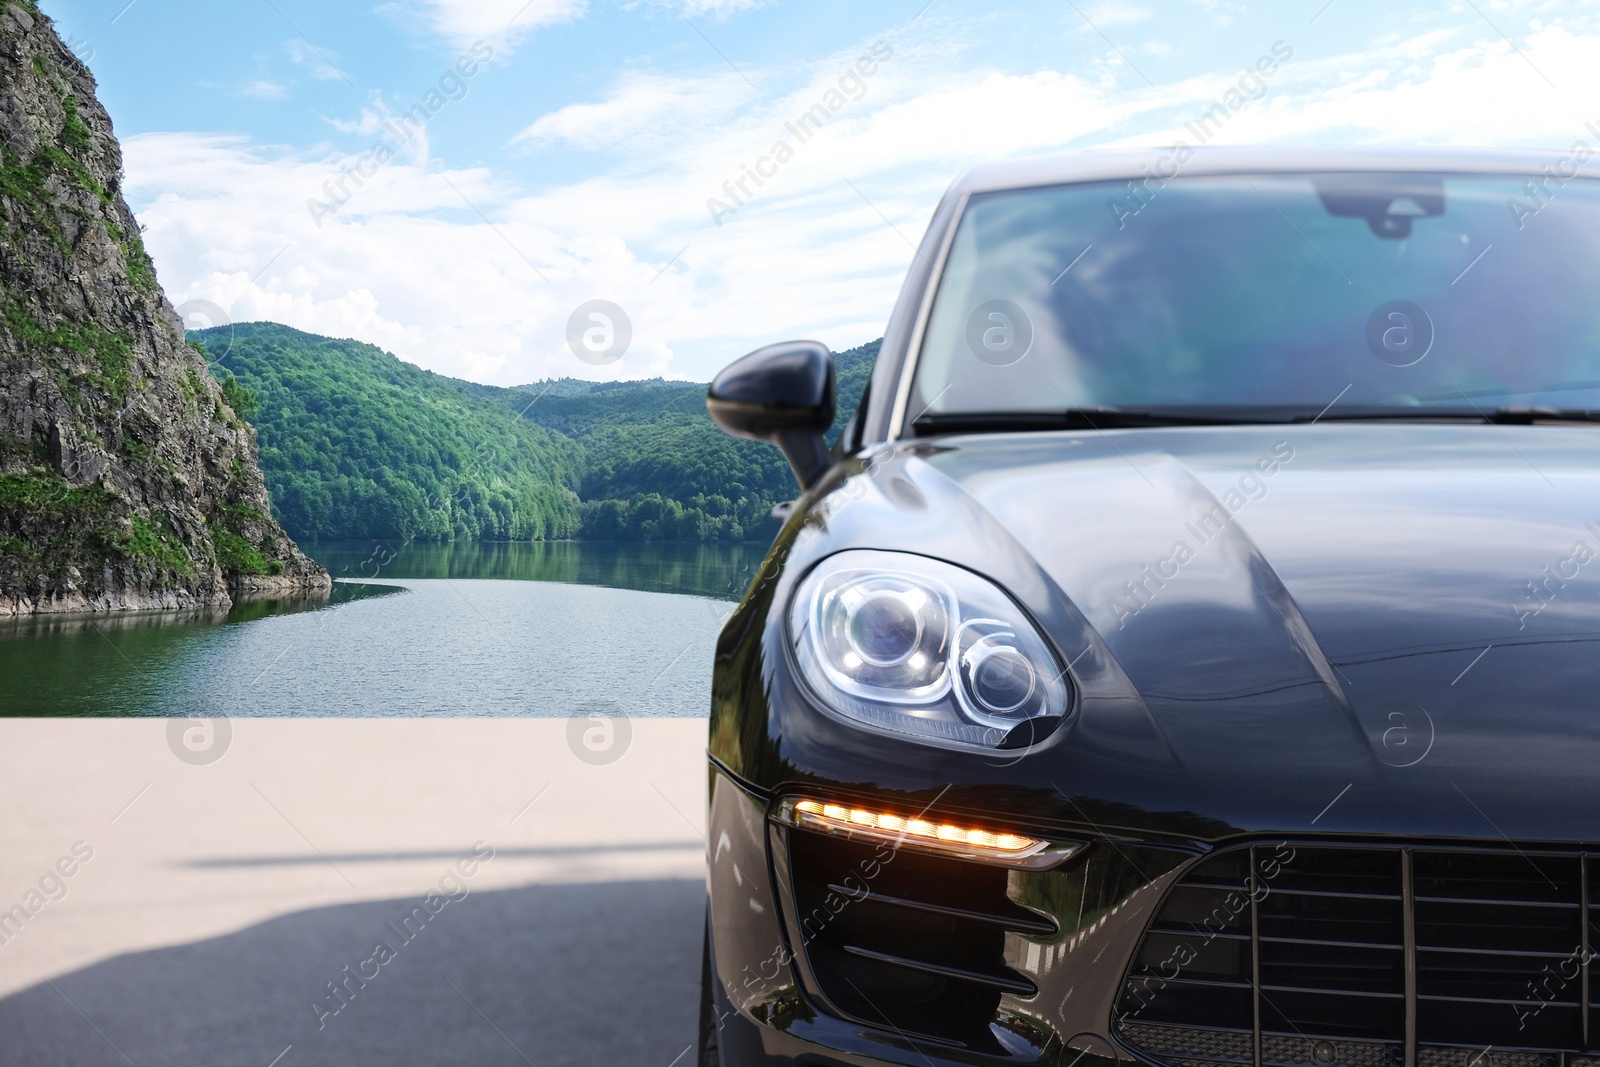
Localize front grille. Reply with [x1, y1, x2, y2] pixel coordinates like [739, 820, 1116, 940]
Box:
[781, 826, 1055, 1049]
[1117, 845, 1599, 1067]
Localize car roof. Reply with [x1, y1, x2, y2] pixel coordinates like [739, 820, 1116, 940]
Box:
[954, 144, 1581, 195]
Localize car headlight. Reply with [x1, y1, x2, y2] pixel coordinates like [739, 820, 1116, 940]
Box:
[787, 551, 1070, 750]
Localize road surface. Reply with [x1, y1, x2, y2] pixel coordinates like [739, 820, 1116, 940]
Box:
[0, 718, 709, 1067]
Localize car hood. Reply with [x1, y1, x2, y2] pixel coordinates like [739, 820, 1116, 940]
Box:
[897, 424, 1600, 838]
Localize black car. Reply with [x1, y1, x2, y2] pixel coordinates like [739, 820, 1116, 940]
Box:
[698, 146, 1600, 1067]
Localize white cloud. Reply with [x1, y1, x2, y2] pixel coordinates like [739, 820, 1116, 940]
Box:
[125, 133, 696, 384]
[1183, 0, 1244, 27]
[285, 39, 350, 82]
[676, 0, 773, 17]
[1077, 1, 1153, 28]
[626, 0, 772, 18]
[124, 20, 1600, 386]
[511, 72, 753, 152]
[326, 107, 388, 136]
[1107, 25, 1600, 148]
[241, 80, 289, 100]
[387, 0, 587, 53]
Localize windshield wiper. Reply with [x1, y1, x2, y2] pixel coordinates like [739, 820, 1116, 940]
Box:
[913, 405, 1600, 436]
[912, 408, 1262, 434]
[1307, 406, 1600, 425]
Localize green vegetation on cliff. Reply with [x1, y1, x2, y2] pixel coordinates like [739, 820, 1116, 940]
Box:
[0, 469, 197, 585]
[0, 7, 326, 613]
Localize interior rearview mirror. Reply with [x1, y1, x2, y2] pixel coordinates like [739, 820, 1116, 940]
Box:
[707, 340, 836, 491]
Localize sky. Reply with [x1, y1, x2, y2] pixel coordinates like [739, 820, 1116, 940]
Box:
[36, 0, 1600, 385]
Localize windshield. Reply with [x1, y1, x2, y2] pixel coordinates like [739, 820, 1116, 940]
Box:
[907, 172, 1600, 426]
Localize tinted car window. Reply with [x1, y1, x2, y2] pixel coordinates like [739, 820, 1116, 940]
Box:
[911, 173, 1600, 417]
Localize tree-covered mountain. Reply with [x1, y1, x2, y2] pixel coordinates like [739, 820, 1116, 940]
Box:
[190, 324, 584, 543]
[194, 323, 879, 545]
[464, 339, 880, 543]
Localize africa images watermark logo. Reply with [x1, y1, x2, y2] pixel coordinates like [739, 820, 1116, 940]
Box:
[1511, 522, 1600, 630]
[566, 300, 632, 366]
[306, 41, 496, 228]
[1506, 118, 1600, 229]
[311, 841, 495, 1030]
[965, 299, 1036, 367]
[1108, 40, 1294, 230]
[1105, 441, 1296, 630]
[1365, 300, 1434, 367]
[166, 716, 232, 766]
[566, 710, 632, 766]
[706, 40, 894, 228]
[0, 841, 95, 948]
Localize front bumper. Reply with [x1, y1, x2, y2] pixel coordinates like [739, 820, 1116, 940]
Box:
[710, 760, 1600, 1067]
[706, 759, 1187, 1066]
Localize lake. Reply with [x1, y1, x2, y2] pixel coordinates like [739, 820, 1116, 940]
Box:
[0, 541, 772, 717]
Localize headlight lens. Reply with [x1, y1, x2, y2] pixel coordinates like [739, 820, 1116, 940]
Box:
[789, 551, 1069, 750]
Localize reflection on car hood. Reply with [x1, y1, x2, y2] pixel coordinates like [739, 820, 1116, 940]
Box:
[912, 423, 1600, 825]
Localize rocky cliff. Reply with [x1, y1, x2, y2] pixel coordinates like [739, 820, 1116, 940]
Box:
[0, 2, 328, 614]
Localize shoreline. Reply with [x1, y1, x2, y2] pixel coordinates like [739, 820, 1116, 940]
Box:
[0, 572, 333, 619]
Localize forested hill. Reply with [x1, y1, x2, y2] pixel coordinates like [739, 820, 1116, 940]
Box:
[193, 323, 878, 545]
[462, 339, 879, 542]
[190, 324, 584, 543]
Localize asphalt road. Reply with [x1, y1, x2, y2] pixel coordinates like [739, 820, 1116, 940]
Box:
[0, 718, 709, 1067]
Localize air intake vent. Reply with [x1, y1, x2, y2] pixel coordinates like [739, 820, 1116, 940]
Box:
[781, 826, 1054, 1049]
[1117, 846, 1598, 1067]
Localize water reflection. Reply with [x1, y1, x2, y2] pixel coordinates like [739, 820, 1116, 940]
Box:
[0, 584, 400, 716]
[0, 542, 761, 717]
[0, 583, 389, 639]
[307, 540, 769, 602]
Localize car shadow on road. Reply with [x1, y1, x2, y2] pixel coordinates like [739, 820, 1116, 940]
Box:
[0, 877, 704, 1067]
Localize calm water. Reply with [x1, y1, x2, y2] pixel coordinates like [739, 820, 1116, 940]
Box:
[0, 541, 770, 717]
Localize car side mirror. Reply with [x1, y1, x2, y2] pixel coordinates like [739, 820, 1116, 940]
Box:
[707, 340, 836, 491]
